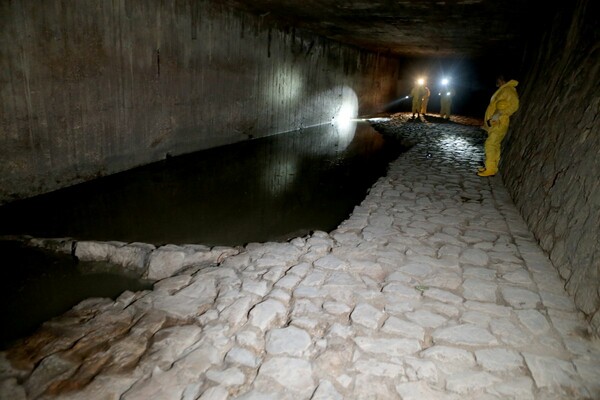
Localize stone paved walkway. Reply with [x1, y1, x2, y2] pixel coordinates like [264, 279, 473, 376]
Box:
[1, 115, 599, 399]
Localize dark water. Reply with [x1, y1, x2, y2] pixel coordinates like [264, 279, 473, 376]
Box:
[0, 122, 407, 246]
[0, 122, 405, 346]
[0, 240, 153, 349]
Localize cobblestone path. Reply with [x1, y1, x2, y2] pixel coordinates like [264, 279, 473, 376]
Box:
[1, 115, 599, 399]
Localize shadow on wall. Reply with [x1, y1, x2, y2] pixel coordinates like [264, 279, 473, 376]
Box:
[501, 0, 600, 336]
[0, 0, 398, 205]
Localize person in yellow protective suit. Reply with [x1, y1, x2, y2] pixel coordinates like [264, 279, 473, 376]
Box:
[410, 80, 426, 118]
[420, 86, 431, 115]
[440, 89, 453, 119]
[478, 76, 519, 177]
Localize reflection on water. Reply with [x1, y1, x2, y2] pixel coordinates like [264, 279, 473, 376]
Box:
[0, 241, 153, 349]
[0, 122, 406, 246]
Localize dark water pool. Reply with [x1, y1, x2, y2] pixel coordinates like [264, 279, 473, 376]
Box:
[0, 240, 153, 349]
[0, 121, 406, 346]
[0, 122, 406, 246]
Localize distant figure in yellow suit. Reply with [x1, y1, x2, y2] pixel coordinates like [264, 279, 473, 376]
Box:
[410, 79, 426, 118]
[478, 76, 519, 177]
[420, 86, 431, 115]
[440, 90, 453, 119]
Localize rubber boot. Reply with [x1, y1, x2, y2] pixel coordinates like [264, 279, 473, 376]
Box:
[477, 169, 497, 177]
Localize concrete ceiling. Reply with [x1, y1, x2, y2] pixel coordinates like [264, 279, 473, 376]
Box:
[227, 0, 538, 57]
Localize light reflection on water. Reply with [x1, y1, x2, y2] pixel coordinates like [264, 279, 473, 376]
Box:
[0, 122, 406, 246]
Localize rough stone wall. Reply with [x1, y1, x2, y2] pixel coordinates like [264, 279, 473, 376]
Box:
[502, 0, 600, 334]
[0, 0, 398, 204]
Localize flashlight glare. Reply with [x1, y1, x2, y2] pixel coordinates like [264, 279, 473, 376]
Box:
[446, 92, 451, 96]
[417, 78, 424, 85]
[405, 96, 409, 98]
[441, 78, 449, 85]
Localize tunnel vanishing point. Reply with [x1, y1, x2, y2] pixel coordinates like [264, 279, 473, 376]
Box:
[0, 0, 599, 398]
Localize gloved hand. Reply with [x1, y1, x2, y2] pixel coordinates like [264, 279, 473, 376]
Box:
[486, 113, 501, 127]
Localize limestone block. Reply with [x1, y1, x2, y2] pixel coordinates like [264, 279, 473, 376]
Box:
[463, 266, 497, 281]
[220, 297, 254, 329]
[381, 317, 425, 341]
[140, 325, 202, 372]
[516, 310, 550, 335]
[312, 380, 343, 400]
[522, 353, 589, 397]
[403, 357, 438, 384]
[475, 348, 523, 372]
[274, 273, 301, 290]
[353, 374, 396, 399]
[500, 286, 541, 309]
[405, 310, 447, 328]
[460, 311, 492, 327]
[28, 237, 74, 254]
[74, 241, 115, 261]
[488, 377, 535, 400]
[109, 242, 155, 273]
[198, 386, 228, 400]
[396, 381, 459, 400]
[353, 359, 404, 378]
[423, 288, 463, 304]
[445, 370, 501, 394]
[122, 362, 202, 400]
[350, 303, 385, 329]
[459, 248, 490, 266]
[205, 367, 245, 386]
[153, 274, 193, 294]
[146, 247, 187, 280]
[151, 277, 217, 319]
[420, 346, 475, 374]
[432, 324, 498, 346]
[0, 378, 26, 400]
[323, 301, 352, 316]
[287, 263, 311, 277]
[225, 347, 260, 368]
[502, 270, 533, 285]
[182, 246, 239, 268]
[24, 354, 79, 399]
[399, 262, 433, 277]
[464, 300, 512, 317]
[249, 299, 287, 331]
[241, 279, 269, 297]
[314, 255, 348, 271]
[382, 282, 421, 300]
[462, 279, 497, 302]
[353, 337, 421, 357]
[255, 357, 315, 397]
[266, 326, 312, 356]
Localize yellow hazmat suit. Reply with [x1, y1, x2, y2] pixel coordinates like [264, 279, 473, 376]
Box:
[420, 87, 431, 114]
[479, 80, 519, 176]
[410, 85, 426, 116]
[440, 90, 453, 119]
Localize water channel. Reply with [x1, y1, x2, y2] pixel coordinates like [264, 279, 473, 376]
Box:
[0, 120, 406, 347]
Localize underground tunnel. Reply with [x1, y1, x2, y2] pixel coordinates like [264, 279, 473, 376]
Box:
[0, 0, 598, 398]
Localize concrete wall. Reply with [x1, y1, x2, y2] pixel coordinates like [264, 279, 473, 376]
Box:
[0, 0, 399, 204]
[502, 0, 600, 334]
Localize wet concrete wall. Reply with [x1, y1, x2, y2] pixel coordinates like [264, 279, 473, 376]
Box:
[502, 0, 600, 334]
[0, 0, 399, 204]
